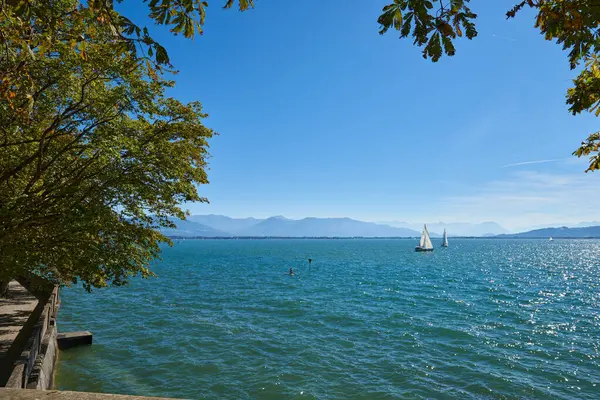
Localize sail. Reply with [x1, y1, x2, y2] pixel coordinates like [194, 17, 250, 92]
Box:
[422, 225, 433, 249]
[419, 231, 426, 247]
[442, 229, 448, 246]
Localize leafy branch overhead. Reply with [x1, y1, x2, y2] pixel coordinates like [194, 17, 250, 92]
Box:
[377, 0, 477, 61]
[97, 0, 255, 66]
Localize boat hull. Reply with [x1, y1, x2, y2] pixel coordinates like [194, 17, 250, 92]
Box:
[441, 244, 448, 248]
[415, 247, 434, 252]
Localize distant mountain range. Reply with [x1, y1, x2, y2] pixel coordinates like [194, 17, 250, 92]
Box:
[236, 216, 422, 237]
[497, 226, 600, 238]
[512, 221, 600, 232]
[378, 221, 509, 237]
[188, 215, 261, 234]
[161, 215, 423, 237]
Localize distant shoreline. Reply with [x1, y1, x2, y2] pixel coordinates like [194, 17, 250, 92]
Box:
[168, 236, 600, 240]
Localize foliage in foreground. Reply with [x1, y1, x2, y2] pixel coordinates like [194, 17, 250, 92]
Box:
[0, 0, 213, 290]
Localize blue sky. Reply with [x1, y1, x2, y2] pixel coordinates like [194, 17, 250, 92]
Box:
[123, 1, 599, 231]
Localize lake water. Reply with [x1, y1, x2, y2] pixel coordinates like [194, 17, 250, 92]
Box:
[55, 239, 600, 399]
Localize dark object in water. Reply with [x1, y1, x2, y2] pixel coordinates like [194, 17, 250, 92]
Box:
[57, 331, 93, 350]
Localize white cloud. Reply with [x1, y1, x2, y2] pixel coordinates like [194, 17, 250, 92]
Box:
[438, 170, 600, 231]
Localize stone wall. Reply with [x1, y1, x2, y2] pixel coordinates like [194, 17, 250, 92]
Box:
[5, 286, 60, 390]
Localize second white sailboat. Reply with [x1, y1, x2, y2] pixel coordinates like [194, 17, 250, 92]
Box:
[441, 229, 449, 247]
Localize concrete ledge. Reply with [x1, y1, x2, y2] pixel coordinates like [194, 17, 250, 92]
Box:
[56, 331, 92, 350]
[0, 281, 40, 386]
[5, 363, 25, 388]
[27, 326, 57, 389]
[0, 389, 184, 399]
[2, 284, 60, 389]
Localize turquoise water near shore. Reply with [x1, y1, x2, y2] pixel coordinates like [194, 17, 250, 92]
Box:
[55, 239, 600, 399]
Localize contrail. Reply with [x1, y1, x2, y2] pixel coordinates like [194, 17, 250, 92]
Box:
[490, 33, 517, 42]
[501, 159, 561, 168]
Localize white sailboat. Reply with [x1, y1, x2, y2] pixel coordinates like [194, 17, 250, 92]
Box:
[441, 229, 449, 247]
[549, 237, 553, 241]
[415, 224, 434, 252]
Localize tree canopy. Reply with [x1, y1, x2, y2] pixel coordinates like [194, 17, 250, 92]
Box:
[1, 0, 213, 290]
